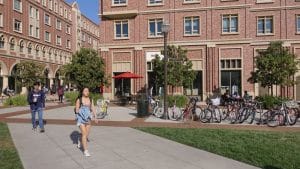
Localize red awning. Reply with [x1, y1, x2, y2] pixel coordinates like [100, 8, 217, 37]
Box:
[112, 72, 143, 79]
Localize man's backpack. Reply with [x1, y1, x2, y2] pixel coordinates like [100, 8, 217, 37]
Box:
[74, 97, 92, 114]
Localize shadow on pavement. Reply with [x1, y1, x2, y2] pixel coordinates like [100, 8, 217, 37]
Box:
[263, 165, 282, 169]
[70, 130, 80, 145]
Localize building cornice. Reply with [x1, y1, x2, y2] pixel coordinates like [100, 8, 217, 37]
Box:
[250, 5, 300, 12]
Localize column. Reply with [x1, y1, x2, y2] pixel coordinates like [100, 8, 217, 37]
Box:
[2, 75, 8, 89]
[49, 78, 54, 87]
[133, 46, 146, 95]
[206, 43, 218, 97]
[100, 48, 112, 99]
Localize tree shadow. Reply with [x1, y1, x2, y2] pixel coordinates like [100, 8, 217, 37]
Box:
[263, 165, 283, 169]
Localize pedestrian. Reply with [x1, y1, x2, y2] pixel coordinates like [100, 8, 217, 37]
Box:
[27, 82, 46, 133]
[57, 85, 64, 103]
[74, 87, 98, 157]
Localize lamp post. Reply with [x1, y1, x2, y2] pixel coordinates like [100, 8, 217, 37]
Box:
[162, 22, 170, 119]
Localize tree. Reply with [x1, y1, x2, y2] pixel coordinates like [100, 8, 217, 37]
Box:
[152, 45, 196, 95]
[248, 41, 299, 96]
[63, 48, 107, 91]
[15, 61, 44, 89]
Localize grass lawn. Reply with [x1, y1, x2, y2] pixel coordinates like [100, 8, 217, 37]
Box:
[136, 127, 300, 169]
[0, 122, 24, 169]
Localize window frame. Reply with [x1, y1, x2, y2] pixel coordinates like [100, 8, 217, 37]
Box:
[13, 19, 22, 33]
[184, 16, 200, 36]
[13, 0, 22, 13]
[257, 16, 274, 36]
[222, 14, 239, 34]
[148, 18, 163, 38]
[112, 0, 127, 6]
[45, 31, 51, 42]
[114, 20, 129, 39]
[44, 13, 51, 26]
[296, 15, 300, 34]
[148, 0, 163, 6]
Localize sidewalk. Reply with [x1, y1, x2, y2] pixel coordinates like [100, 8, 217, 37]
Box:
[8, 123, 259, 169]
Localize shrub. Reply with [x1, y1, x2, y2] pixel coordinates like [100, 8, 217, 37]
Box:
[64, 91, 103, 106]
[3, 95, 28, 106]
[167, 95, 188, 108]
[255, 95, 288, 109]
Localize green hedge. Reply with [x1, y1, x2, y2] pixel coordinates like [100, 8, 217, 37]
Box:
[3, 95, 28, 106]
[255, 95, 288, 109]
[64, 91, 103, 106]
[167, 95, 188, 108]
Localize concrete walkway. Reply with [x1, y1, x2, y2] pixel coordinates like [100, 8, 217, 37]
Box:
[8, 123, 259, 169]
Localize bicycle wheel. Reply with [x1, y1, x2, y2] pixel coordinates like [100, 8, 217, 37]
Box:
[168, 107, 182, 121]
[238, 107, 248, 123]
[228, 110, 237, 124]
[154, 107, 164, 118]
[194, 107, 203, 121]
[244, 109, 255, 124]
[267, 112, 283, 127]
[199, 109, 211, 123]
[287, 108, 299, 126]
[213, 108, 222, 123]
[221, 106, 230, 120]
[96, 106, 106, 119]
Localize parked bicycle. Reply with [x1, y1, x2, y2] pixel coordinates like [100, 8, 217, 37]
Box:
[96, 99, 110, 119]
[199, 97, 222, 123]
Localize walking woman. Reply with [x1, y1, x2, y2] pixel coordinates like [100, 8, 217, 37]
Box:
[75, 87, 98, 157]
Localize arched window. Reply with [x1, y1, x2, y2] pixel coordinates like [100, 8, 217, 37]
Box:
[19, 40, 24, 53]
[42, 47, 46, 57]
[28, 43, 32, 54]
[35, 45, 40, 55]
[0, 35, 4, 49]
[10, 38, 15, 51]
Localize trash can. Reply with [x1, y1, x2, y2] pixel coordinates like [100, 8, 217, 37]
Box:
[137, 99, 149, 117]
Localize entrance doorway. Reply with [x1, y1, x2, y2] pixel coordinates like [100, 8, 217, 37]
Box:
[221, 70, 241, 95]
[185, 71, 203, 100]
[113, 72, 131, 97]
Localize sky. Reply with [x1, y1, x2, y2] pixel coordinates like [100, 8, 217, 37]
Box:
[65, 0, 99, 24]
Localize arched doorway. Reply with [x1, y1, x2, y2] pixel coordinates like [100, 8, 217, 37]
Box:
[9, 64, 22, 94]
[54, 68, 61, 87]
[43, 68, 50, 88]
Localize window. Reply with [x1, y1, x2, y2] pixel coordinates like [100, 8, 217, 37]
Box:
[221, 59, 242, 69]
[36, 27, 39, 38]
[28, 43, 32, 54]
[184, 16, 200, 35]
[297, 15, 300, 33]
[19, 41, 24, 53]
[29, 6, 33, 17]
[49, 0, 53, 10]
[42, 47, 46, 57]
[45, 14, 51, 25]
[59, 6, 63, 16]
[115, 20, 129, 38]
[88, 36, 91, 44]
[222, 14, 238, 33]
[45, 31, 51, 42]
[54, 1, 58, 12]
[0, 0, 3, 4]
[82, 33, 86, 41]
[256, 0, 273, 3]
[9, 38, 15, 51]
[36, 46, 39, 55]
[113, 0, 126, 5]
[0, 35, 4, 48]
[184, 0, 200, 3]
[66, 39, 71, 48]
[221, 59, 242, 96]
[36, 9, 39, 20]
[149, 18, 163, 37]
[0, 13, 3, 27]
[56, 35, 61, 45]
[66, 25, 71, 34]
[42, 0, 47, 6]
[257, 16, 273, 34]
[14, 0, 22, 12]
[64, 8, 67, 18]
[29, 25, 33, 36]
[14, 19, 22, 32]
[149, 0, 163, 5]
[56, 19, 61, 30]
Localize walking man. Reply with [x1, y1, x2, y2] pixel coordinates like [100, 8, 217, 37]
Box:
[57, 85, 64, 103]
[28, 82, 46, 133]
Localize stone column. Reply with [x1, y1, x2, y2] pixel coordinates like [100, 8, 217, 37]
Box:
[100, 48, 112, 99]
[49, 78, 54, 87]
[133, 46, 146, 95]
[206, 43, 218, 97]
[2, 75, 8, 89]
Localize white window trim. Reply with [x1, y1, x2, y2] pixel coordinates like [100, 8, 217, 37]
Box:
[148, 18, 163, 38]
[183, 0, 200, 4]
[13, 0, 22, 13]
[296, 15, 300, 34]
[44, 13, 51, 26]
[221, 14, 239, 34]
[111, 0, 127, 7]
[56, 35, 61, 45]
[256, 16, 275, 36]
[256, 0, 274, 4]
[66, 40, 71, 49]
[45, 31, 51, 42]
[184, 16, 201, 36]
[114, 20, 129, 39]
[56, 19, 61, 30]
[0, 13, 3, 27]
[13, 19, 22, 33]
[148, 0, 164, 6]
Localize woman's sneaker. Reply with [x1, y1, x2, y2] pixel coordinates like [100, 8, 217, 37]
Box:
[83, 150, 91, 157]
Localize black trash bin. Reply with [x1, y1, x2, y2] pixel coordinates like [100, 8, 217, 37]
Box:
[137, 99, 149, 117]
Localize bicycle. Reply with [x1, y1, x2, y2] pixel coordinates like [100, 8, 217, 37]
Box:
[180, 97, 202, 121]
[199, 97, 222, 123]
[152, 99, 164, 118]
[96, 99, 109, 119]
[167, 100, 182, 121]
[267, 101, 299, 127]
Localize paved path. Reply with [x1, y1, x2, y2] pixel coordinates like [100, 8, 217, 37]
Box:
[8, 123, 259, 169]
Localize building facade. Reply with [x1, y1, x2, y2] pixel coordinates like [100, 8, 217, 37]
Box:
[99, 0, 300, 100]
[0, 0, 99, 93]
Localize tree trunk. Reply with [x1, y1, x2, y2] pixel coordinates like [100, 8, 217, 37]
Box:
[270, 86, 273, 96]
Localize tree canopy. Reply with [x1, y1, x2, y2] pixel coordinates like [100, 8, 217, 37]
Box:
[152, 45, 196, 94]
[248, 41, 299, 96]
[63, 48, 107, 91]
[15, 61, 44, 89]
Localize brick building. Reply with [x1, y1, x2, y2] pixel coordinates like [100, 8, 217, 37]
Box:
[99, 0, 300, 100]
[0, 0, 99, 93]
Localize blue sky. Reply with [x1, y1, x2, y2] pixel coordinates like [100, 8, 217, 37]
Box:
[65, 0, 99, 24]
